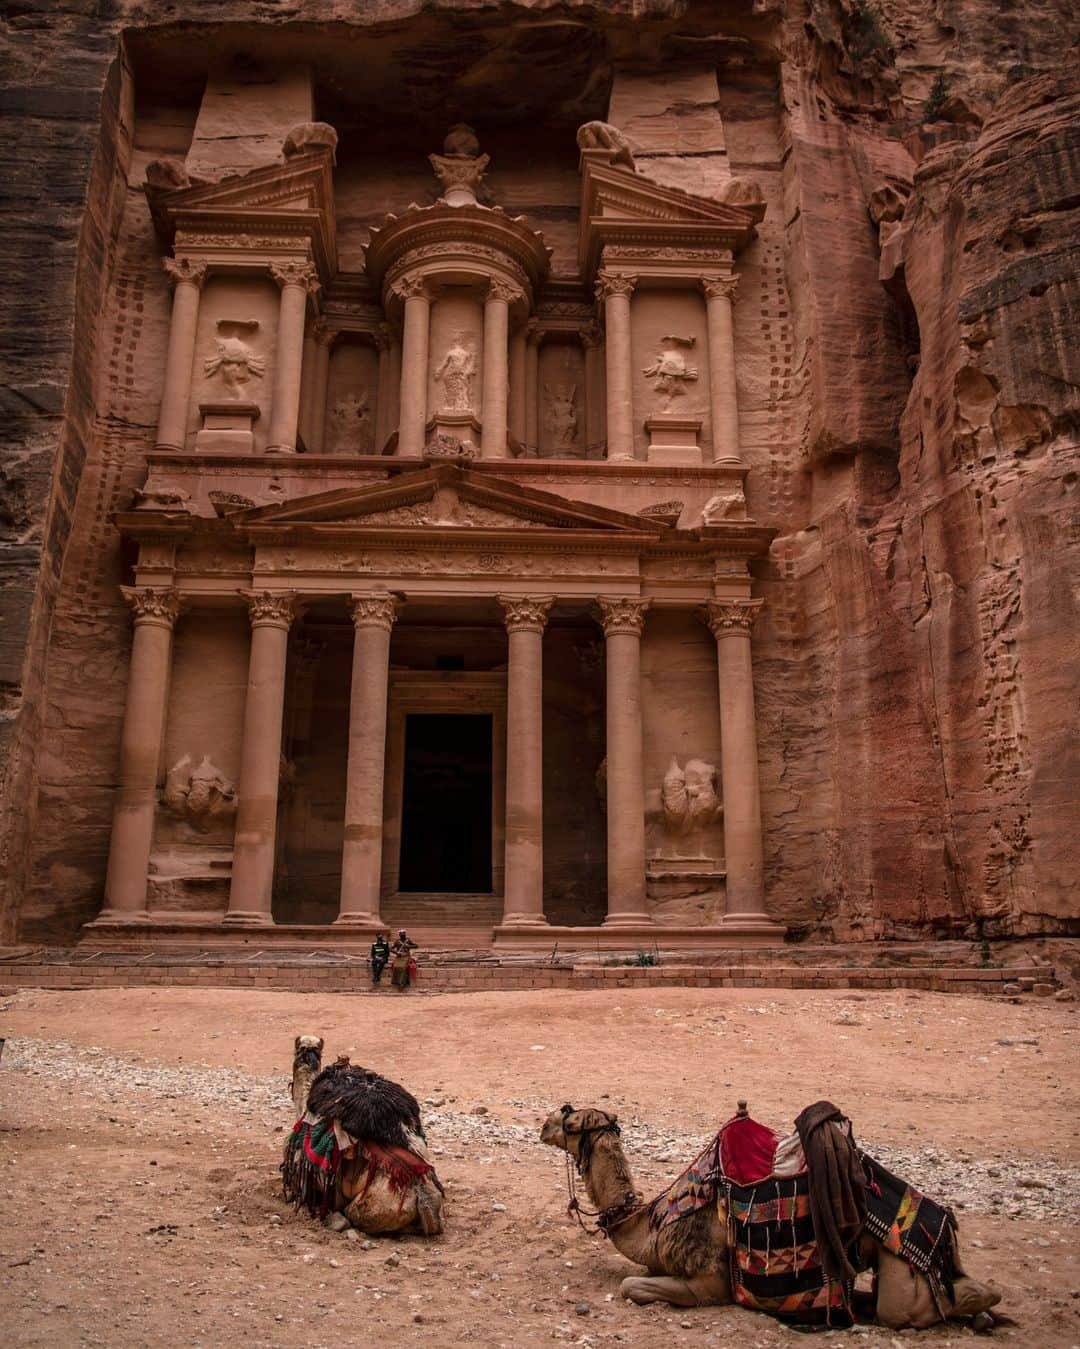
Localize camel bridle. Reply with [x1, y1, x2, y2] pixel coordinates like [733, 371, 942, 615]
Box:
[558, 1104, 643, 1238]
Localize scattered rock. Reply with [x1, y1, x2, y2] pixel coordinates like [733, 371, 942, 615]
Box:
[574, 1301, 590, 1316]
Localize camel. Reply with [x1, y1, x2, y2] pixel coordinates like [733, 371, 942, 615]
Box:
[541, 1105, 1002, 1331]
[284, 1039, 444, 1236]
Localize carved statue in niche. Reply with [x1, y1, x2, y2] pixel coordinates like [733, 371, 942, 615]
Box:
[643, 336, 698, 412]
[204, 319, 265, 398]
[329, 390, 373, 453]
[162, 754, 237, 831]
[434, 333, 476, 412]
[545, 384, 578, 455]
[661, 757, 722, 836]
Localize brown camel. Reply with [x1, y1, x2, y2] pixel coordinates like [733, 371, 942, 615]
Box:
[541, 1105, 1002, 1330]
[285, 1038, 444, 1236]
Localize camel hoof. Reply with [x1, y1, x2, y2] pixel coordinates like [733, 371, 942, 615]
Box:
[972, 1311, 995, 1334]
[952, 1278, 1003, 1318]
[620, 1278, 654, 1306]
[324, 1211, 351, 1233]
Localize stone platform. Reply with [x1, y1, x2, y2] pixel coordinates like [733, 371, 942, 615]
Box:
[0, 942, 1059, 997]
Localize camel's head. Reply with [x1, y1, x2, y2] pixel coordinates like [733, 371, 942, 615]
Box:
[293, 1034, 324, 1074]
[540, 1104, 620, 1158]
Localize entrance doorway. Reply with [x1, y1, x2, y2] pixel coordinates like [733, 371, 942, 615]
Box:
[398, 713, 493, 893]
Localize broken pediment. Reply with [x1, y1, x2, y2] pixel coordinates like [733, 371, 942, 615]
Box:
[230, 465, 661, 537]
[146, 137, 338, 278]
[578, 152, 762, 279]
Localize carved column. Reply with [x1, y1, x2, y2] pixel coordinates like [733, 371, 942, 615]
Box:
[337, 593, 400, 925]
[596, 272, 636, 461]
[702, 599, 779, 932]
[524, 320, 541, 454]
[298, 324, 319, 450]
[156, 259, 207, 452]
[481, 279, 517, 458]
[225, 591, 298, 924]
[498, 595, 554, 926]
[267, 262, 320, 454]
[597, 597, 651, 924]
[99, 588, 182, 921]
[307, 321, 334, 454]
[702, 276, 741, 463]
[395, 276, 431, 457]
[508, 323, 528, 450]
[581, 322, 604, 458]
[373, 323, 394, 454]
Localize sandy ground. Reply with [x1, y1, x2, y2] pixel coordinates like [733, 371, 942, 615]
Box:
[1, 985, 1078, 1348]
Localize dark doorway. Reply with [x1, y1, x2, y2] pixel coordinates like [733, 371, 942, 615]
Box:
[398, 713, 493, 893]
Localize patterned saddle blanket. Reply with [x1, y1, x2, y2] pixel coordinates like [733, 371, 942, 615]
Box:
[646, 1114, 960, 1330]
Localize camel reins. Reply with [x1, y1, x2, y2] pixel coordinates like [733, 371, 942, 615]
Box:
[559, 1105, 644, 1238]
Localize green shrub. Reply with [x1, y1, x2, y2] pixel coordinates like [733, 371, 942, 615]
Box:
[848, 2, 891, 63]
[923, 73, 949, 121]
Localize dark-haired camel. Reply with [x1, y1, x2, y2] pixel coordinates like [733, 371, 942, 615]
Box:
[541, 1106, 1001, 1329]
[286, 1037, 444, 1236]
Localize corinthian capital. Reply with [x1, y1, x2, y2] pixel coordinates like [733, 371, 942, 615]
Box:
[390, 274, 429, 303]
[580, 321, 604, 350]
[269, 261, 320, 296]
[486, 278, 523, 306]
[241, 589, 299, 629]
[701, 598, 763, 637]
[350, 592, 402, 631]
[163, 257, 208, 290]
[594, 271, 637, 302]
[701, 275, 739, 302]
[121, 586, 182, 627]
[596, 596, 650, 637]
[498, 594, 554, 633]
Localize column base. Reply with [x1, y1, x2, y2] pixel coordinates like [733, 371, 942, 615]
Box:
[606, 452, 635, 463]
[221, 910, 275, 927]
[333, 912, 383, 928]
[498, 913, 550, 928]
[87, 907, 151, 926]
[264, 444, 298, 455]
[717, 910, 788, 943]
[603, 912, 654, 926]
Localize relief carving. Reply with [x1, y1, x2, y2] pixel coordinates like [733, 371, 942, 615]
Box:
[544, 384, 578, 455]
[209, 491, 256, 517]
[162, 754, 237, 832]
[576, 121, 636, 170]
[434, 333, 477, 412]
[638, 499, 684, 526]
[429, 123, 490, 206]
[643, 336, 699, 411]
[498, 594, 554, 631]
[329, 390, 374, 453]
[701, 482, 747, 523]
[204, 320, 265, 399]
[131, 486, 192, 513]
[596, 596, 650, 636]
[661, 757, 722, 836]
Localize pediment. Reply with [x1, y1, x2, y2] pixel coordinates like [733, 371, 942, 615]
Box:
[231, 466, 660, 537]
[148, 149, 337, 276]
[579, 157, 759, 278]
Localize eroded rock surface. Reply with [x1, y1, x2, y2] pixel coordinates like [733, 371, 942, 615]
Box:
[1, 0, 1076, 943]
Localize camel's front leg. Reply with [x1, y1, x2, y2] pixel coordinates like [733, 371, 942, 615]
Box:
[620, 1272, 730, 1308]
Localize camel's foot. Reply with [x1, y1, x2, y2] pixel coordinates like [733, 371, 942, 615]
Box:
[620, 1274, 728, 1309]
[324, 1211, 351, 1233]
[416, 1191, 443, 1237]
[949, 1277, 1003, 1321]
[972, 1311, 996, 1334]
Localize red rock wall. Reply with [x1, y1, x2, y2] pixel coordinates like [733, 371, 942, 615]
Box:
[2, 1, 1077, 943]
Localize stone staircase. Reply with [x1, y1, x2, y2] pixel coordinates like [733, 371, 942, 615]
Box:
[380, 893, 502, 938]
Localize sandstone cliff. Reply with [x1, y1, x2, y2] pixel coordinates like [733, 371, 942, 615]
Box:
[1, 0, 1076, 942]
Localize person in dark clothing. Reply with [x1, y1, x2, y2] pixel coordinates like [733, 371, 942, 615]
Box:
[369, 932, 391, 984]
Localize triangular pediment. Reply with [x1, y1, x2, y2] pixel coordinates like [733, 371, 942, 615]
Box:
[231, 465, 660, 537]
[148, 149, 337, 276]
[579, 156, 760, 278]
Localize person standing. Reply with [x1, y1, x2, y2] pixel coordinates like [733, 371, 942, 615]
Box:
[369, 931, 391, 985]
[390, 929, 418, 991]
